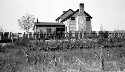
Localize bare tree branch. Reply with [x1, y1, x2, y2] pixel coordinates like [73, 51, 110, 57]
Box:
[0, 26, 4, 32]
[18, 13, 35, 33]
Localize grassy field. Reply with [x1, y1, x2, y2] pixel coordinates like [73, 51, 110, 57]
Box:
[0, 37, 125, 72]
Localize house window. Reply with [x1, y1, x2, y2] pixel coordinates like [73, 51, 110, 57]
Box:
[86, 17, 90, 21]
[71, 17, 75, 20]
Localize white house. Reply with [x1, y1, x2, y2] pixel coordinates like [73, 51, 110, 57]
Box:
[55, 3, 92, 33]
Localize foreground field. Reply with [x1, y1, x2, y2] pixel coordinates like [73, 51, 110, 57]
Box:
[0, 37, 125, 72]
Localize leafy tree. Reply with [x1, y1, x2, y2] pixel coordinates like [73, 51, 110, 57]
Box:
[18, 13, 35, 33]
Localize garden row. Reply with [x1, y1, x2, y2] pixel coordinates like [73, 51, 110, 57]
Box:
[6, 37, 123, 53]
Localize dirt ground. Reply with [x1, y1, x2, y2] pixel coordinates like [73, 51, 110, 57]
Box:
[0, 38, 125, 72]
[18, 48, 125, 72]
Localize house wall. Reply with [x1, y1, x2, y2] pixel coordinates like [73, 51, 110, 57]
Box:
[69, 12, 78, 33]
[63, 19, 77, 33]
[60, 3, 92, 33]
[86, 20, 92, 33]
[36, 27, 56, 33]
[63, 14, 92, 33]
[69, 20, 77, 33]
[63, 12, 78, 33]
[63, 20, 70, 32]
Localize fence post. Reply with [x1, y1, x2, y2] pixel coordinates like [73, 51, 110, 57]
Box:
[75, 31, 78, 39]
[29, 32, 32, 40]
[17, 32, 20, 40]
[98, 31, 103, 38]
[4, 32, 9, 40]
[115, 32, 118, 38]
[0, 32, 2, 40]
[40, 31, 43, 40]
[47, 32, 49, 40]
[44, 32, 46, 40]
[104, 31, 109, 38]
[9, 32, 11, 40]
[49, 32, 51, 39]
[1, 32, 4, 40]
[56, 31, 60, 39]
[52, 31, 55, 40]
[85, 31, 87, 39]
[23, 32, 25, 39]
[69, 31, 72, 39]
[110, 32, 113, 38]
[108, 32, 111, 38]
[61, 31, 65, 40]
[121, 33, 123, 37]
[123, 33, 125, 38]
[79, 31, 82, 39]
[119, 33, 122, 37]
[33, 32, 36, 39]
[24, 33, 28, 39]
[11, 33, 14, 41]
[65, 32, 68, 40]
[91, 31, 97, 39]
[36, 32, 39, 39]
[50, 32, 52, 40]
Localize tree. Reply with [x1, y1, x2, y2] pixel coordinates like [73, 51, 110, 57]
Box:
[100, 24, 104, 31]
[18, 13, 35, 33]
[0, 26, 4, 32]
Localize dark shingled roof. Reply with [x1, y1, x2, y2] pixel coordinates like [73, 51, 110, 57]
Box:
[55, 9, 74, 21]
[61, 9, 92, 22]
[34, 22, 65, 26]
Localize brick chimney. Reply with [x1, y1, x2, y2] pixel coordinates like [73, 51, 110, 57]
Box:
[76, 3, 86, 32]
[78, 3, 84, 16]
[37, 18, 38, 23]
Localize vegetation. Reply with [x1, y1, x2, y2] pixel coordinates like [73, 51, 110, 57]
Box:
[0, 36, 125, 72]
[18, 13, 35, 33]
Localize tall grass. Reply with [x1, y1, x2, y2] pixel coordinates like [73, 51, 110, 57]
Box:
[0, 37, 125, 72]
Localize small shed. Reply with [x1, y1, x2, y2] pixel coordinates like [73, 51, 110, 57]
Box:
[34, 21, 65, 34]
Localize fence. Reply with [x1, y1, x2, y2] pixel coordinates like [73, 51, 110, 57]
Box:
[0, 31, 125, 41]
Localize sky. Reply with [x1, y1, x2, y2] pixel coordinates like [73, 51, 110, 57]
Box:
[0, 0, 125, 32]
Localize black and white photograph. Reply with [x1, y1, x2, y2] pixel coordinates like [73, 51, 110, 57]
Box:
[0, 0, 125, 72]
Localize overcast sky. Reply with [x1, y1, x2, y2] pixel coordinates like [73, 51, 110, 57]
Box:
[0, 0, 125, 32]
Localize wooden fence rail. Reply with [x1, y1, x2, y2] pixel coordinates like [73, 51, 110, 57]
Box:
[0, 31, 125, 42]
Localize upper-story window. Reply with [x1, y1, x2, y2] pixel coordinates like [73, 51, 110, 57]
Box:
[86, 17, 90, 21]
[71, 17, 75, 20]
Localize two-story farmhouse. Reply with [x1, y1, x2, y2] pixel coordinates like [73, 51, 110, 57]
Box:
[55, 3, 92, 33]
[34, 3, 92, 35]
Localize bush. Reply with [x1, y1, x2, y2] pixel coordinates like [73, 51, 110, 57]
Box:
[14, 38, 30, 47]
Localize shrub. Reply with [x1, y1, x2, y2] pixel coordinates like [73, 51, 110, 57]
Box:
[14, 38, 30, 47]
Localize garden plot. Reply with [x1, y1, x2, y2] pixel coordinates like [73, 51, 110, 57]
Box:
[0, 38, 125, 72]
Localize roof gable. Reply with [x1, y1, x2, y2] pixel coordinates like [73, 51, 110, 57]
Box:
[55, 9, 74, 21]
[61, 9, 92, 22]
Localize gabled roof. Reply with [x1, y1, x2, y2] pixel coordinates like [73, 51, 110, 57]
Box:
[55, 9, 74, 21]
[34, 22, 65, 26]
[61, 9, 92, 22]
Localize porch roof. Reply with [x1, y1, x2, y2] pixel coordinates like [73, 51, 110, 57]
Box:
[34, 22, 65, 26]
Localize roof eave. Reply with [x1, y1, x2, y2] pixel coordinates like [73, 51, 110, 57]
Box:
[55, 9, 74, 21]
[61, 9, 93, 22]
[61, 9, 79, 22]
